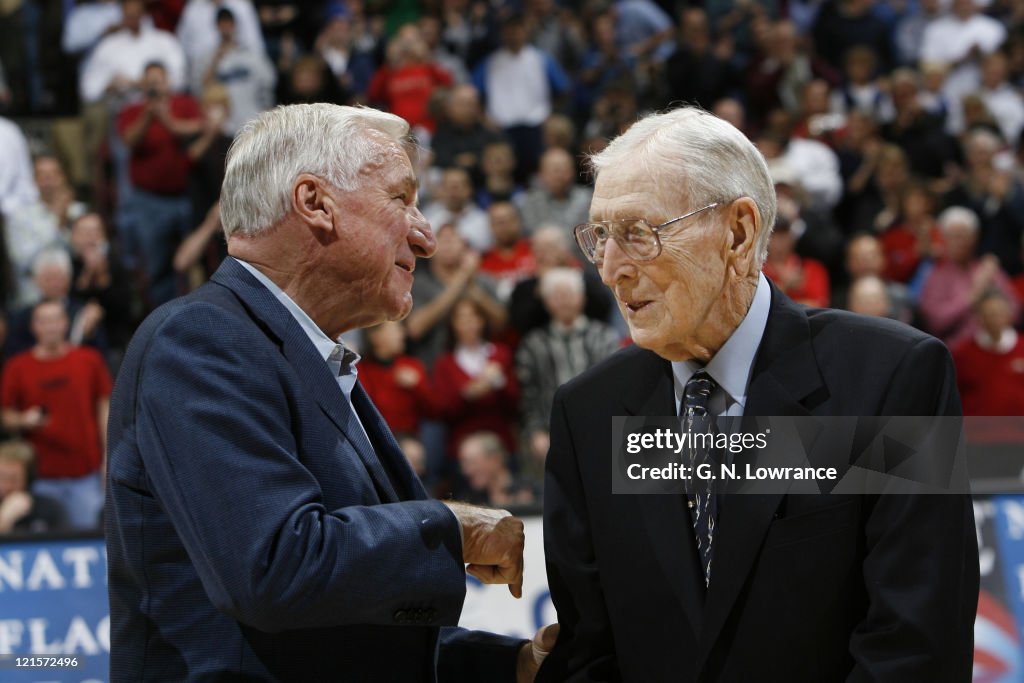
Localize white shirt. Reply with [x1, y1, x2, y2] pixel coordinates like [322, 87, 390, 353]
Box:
[976, 327, 1018, 354]
[62, 2, 123, 57]
[672, 272, 772, 418]
[781, 138, 843, 211]
[80, 25, 187, 103]
[0, 117, 38, 217]
[422, 202, 492, 252]
[920, 13, 1007, 102]
[178, 0, 266, 89]
[482, 45, 552, 127]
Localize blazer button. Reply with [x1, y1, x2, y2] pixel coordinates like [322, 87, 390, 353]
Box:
[424, 608, 438, 624]
[393, 609, 408, 624]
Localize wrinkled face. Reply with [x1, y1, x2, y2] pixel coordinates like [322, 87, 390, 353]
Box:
[458, 441, 501, 490]
[451, 299, 485, 344]
[30, 301, 69, 347]
[367, 321, 406, 359]
[594, 167, 729, 360]
[0, 459, 27, 499]
[543, 282, 584, 325]
[326, 140, 433, 326]
[978, 296, 1013, 337]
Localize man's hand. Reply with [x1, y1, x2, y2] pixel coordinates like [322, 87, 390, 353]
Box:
[443, 501, 525, 597]
[517, 623, 559, 683]
[0, 491, 32, 531]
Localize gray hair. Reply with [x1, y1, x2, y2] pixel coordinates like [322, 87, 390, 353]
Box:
[937, 206, 980, 234]
[589, 106, 778, 267]
[220, 104, 412, 237]
[539, 267, 584, 299]
[31, 247, 72, 277]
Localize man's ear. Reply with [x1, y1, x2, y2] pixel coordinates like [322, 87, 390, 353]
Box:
[725, 197, 760, 276]
[292, 173, 336, 238]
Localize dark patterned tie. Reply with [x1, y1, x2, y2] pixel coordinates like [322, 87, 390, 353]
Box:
[682, 369, 718, 587]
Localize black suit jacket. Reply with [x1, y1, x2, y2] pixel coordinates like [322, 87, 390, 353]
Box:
[538, 284, 979, 682]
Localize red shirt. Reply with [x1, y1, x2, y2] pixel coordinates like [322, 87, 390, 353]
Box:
[116, 95, 202, 194]
[481, 240, 536, 283]
[367, 63, 452, 133]
[432, 343, 519, 457]
[1, 347, 113, 478]
[953, 333, 1024, 443]
[763, 255, 831, 308]
[880, 223, 940, 283]
[358, 356, 438, 434]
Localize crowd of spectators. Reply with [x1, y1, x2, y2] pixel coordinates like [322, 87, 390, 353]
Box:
[2, 0, 1024, 528]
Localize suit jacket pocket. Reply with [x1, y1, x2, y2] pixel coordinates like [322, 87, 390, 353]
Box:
[762, 498, 860, 550]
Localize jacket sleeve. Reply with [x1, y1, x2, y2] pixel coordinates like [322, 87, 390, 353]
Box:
[538, 388, 622, 682]
[132, 304, 468, 633]
[846, 336, 979, 682]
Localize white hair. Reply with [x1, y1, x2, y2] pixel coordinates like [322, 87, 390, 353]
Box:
[32, 247, 72, 277]
[220, 104, 411, 237]
[937, 206, 980, 234]
[589, 106, 778, 267]
[540, 267, 584, 299]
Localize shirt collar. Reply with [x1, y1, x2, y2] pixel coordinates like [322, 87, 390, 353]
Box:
[234, 257, 360, 374]
[671, 272, 771, 409]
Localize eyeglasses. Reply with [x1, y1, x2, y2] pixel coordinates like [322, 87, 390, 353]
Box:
[574, 202, 720, 264]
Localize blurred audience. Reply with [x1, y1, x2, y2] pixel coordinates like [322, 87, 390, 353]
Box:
[515, 268, 619, 480]
[920, 206, 1019, 346]
[359, 321, 437, 436]
[0, 439, 68, 535]
[116, 60, 202, 306]
[407, 223, 506, 367]
[457, 431, 535, 507]
[1, 299, 111, 530]
[953, 289, 1024, 416]
[433, 296, 519, 459]
[516, 147, 592, 236]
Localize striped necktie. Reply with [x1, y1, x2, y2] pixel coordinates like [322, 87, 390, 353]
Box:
[682, 369, 718, 587]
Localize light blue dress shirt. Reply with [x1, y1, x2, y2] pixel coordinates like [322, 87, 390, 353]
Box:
[672, 272, 771, 418]
[235, 258, 369, 438]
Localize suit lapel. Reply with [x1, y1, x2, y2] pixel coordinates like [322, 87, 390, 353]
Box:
[352, 381, 428, 501]
[209, 259, 400, 503]
[696, 283, 828, 673]
[620, 349, 706, 642]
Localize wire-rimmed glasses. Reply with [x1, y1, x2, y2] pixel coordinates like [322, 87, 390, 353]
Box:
[573, 202, 720, 264]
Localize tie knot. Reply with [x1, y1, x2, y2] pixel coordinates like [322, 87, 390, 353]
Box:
[683, 369, 716, 417]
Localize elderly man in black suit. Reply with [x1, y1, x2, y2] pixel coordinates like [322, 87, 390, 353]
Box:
[538, 106, 979, 682]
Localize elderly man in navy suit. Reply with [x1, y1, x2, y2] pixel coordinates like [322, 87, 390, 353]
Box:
[538, 107, 979, 682]
[105, 104, 552, 681]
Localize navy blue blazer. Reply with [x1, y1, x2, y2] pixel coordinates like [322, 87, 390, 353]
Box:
[105, 257, 521, 681]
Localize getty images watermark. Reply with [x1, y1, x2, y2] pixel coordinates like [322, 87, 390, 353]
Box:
[612, 416, 976, 495]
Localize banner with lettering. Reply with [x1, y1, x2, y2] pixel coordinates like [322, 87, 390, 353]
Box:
[0, 537, 107, 683]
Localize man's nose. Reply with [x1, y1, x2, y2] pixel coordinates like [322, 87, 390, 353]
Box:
[409, 207, 436, 258]
[599, 237, 635, 286]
